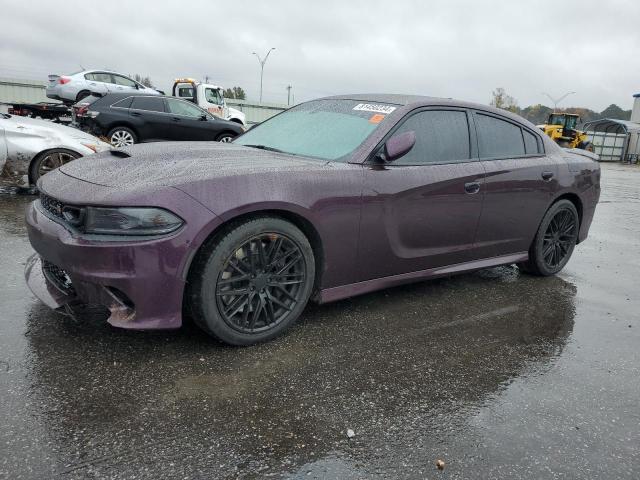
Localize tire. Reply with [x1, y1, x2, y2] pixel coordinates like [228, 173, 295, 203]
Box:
[76, 90, 90, 102]
[29, 149, 81, 185]
[519, 200, 579, 276]
[108, 127, 137, 148]
[187, 217, 315, 345]
[216, 132, 236, 143]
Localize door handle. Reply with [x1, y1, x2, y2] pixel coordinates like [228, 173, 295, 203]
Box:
[171, 117, 181, 122]
[130, 111, 141, 117]
[541, 171, 554, 181]
[464, 182, 481, 194]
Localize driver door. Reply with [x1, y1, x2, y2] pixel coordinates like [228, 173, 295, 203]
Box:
[165, 98, 215, 141]
[204, 87, 225, 119]
[358, 108, 485, 281]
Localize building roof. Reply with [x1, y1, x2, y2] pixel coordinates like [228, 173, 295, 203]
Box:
[583, 118, 640, 134]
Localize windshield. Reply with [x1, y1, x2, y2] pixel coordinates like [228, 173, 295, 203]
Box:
[234, 99, 398, 161]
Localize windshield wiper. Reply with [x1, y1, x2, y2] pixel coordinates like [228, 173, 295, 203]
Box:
[245, 144, 284, 153]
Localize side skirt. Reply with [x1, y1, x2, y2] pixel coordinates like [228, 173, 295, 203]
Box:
[317, 252, 529, 304]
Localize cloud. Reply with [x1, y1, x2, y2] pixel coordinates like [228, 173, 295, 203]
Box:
[1, 0, 638, 110]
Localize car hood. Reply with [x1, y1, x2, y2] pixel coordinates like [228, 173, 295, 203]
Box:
[3, 114, 101, 142]
[58, 142, 332, 188]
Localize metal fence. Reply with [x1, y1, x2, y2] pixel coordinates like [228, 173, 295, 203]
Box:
[585, 131, 628, 162]
[0, 77, 289, 123]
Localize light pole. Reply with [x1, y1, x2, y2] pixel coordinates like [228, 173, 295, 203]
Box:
[252, 47, 275, 103]
[542, 91, 576, 111]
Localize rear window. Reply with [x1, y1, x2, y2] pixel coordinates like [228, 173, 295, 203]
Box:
[131, 96, 165, 113]
[475, 113, 525, 158]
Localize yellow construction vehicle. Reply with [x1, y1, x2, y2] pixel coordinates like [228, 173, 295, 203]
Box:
[538, 113, 593, 151]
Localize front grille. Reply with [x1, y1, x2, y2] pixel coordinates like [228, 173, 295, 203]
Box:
[42, 260, 76, 296]
[39, 193, 64, 220]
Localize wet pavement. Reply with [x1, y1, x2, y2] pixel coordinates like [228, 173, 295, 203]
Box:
[1, 163, 639, 479]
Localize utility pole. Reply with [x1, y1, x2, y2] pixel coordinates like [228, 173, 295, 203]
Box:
[252, 47, 276, 103]
[204, 75, 210, 83]
[286, 85, 292, 105]
[542, 91, 576, 110]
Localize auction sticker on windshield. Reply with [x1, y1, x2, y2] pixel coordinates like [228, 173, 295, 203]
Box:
[353, 103, 397, 114]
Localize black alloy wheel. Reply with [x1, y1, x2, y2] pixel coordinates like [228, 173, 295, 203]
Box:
[188, 217, 315, 345]
[216, 233, 307, 333]
[520, 199, 579, 276]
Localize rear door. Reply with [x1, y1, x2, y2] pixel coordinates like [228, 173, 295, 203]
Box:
[112, 74, 139, 93]
[165, 98, 216, 141]
[129, 96, 170, 141]
[358, 108, 486, 281]
[84, 72, 112, 94]
[472, 111, 559, 258]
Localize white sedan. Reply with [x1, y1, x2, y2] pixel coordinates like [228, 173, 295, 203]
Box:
[46, 70, 161, 105]
[0, 113, 111, 187]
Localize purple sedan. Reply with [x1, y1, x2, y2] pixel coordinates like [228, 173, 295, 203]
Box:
[25, 95, 601, 345]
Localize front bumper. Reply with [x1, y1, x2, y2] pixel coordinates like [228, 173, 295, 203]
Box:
[25, 199, 197, 330]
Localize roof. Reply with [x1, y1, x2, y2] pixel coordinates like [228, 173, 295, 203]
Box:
[583, 118, 640, 134]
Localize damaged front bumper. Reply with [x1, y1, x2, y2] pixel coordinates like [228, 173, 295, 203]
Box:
[24, 199, 189, 330]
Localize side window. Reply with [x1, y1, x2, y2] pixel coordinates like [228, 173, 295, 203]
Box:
[523, 129, 540, 154]
[166, 98, 207, 117]
[475, 114, 525, 158]
[205, 88, 222, 105]
[111, 97, 134, 109]
[131, 96, 165, 113]
[393, 110, 471, 165]
[113, 75, 136, 87]
[84, 73, 95, 81]
[90, 72, 114, 83]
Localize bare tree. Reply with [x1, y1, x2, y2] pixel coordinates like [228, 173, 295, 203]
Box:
[490, 87, 519, 113]
[132, 74, 154, 88]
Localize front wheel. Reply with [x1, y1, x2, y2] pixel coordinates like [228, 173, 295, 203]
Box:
[216, 132, 236, 143]
[29, 149, 81, 184]
[187, 217, 315, 345]
[108, 127, 137, 148]
[519, 200, 579, 276]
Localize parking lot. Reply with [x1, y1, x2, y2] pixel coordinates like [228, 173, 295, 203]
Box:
[0, 162, 638, 479]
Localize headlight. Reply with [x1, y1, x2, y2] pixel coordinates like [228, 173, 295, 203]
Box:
[83, 207, 183, 235]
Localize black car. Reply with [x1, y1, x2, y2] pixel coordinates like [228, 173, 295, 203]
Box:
[73, 93, 244, 147]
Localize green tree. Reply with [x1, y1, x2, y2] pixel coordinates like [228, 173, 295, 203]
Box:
[598, 104, 631, 121]
[222, 86, 246, 100]
[490, 87, 519, 113]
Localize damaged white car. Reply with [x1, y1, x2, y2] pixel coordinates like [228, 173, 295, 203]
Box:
[0, 113, 111, 187]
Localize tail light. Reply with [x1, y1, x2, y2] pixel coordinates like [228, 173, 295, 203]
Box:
[74, 103, 99, 119]
[58, 76, 71, 85]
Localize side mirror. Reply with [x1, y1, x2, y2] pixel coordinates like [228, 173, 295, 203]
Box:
[199, 114, 208, 121]
[383, 130, 416, 162]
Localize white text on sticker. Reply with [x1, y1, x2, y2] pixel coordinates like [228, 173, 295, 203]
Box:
[353, 103, 396, 114]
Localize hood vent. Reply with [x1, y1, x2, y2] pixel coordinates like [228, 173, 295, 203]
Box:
[109, 149, 131, 158]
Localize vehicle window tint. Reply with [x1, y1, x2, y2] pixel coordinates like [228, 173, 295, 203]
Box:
[166, 98, 206, 117]
[131, 96, 165, 113]
[113, 75, 136, 87]
[523, 129, 539, 154]
[90, 72, 113, 83]
[476, 114, 525, 158]
[84, 73, 95, 81]
[392, 110, 470, 165]
[112, 97, 134, 109]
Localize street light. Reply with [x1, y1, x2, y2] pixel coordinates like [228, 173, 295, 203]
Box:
[542, 91, 576, 110]
[252, 47, 276, 103]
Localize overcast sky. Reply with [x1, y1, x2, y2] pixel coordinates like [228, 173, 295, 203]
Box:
[1, 0, 638, 111]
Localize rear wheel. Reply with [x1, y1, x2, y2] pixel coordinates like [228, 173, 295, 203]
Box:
[108, 127, 137, 147]
[29, 149, 80, 184]
[76, 90, 90, 102]
[187, 217, 315, 345]
[519, 200, 579, 276]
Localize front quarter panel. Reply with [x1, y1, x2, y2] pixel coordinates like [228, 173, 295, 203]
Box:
[177, 162, 365, 289]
